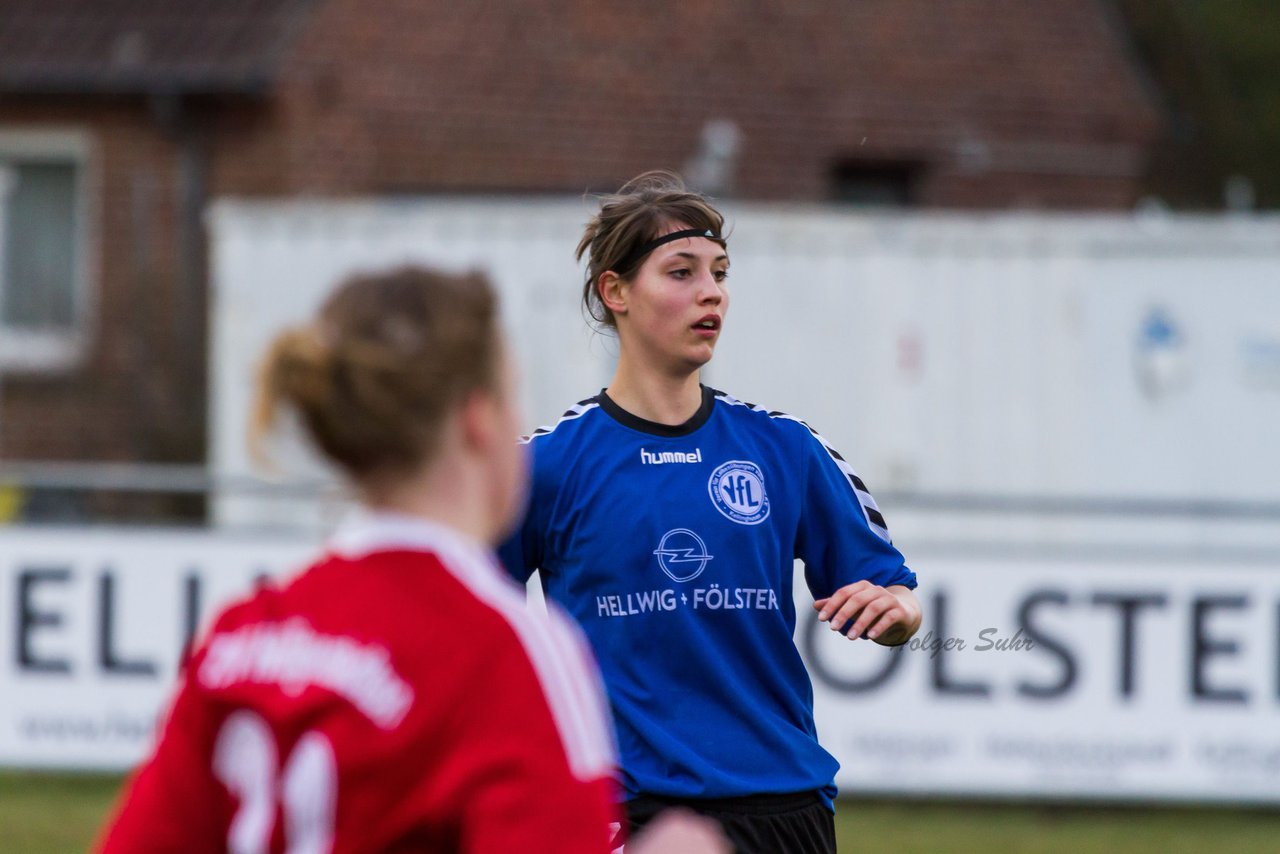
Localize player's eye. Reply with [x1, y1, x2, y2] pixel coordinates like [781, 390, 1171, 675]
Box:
[669, 268, 691, 279]
[713, 269, 729, 283]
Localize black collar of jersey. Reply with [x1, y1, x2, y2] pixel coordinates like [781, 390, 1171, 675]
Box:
[596, 384, 716, 437]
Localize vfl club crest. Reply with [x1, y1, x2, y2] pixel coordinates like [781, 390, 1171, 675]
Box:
[653, 528, 714, 583]
[707, 460, 770, 525]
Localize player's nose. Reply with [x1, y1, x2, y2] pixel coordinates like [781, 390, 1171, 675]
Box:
[697, 272, 723, 302]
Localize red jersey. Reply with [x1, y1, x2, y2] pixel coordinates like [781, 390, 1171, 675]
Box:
[97, 513, 620, 854]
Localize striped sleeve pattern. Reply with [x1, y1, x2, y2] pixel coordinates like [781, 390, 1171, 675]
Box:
[435, 540, 617, 782]
[519, 398, 599, 445]
[712, 389, 892, 544]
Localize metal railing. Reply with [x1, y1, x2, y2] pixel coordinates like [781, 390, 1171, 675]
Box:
[2, 461, 1279, 522]
[0, 461, 334, 497]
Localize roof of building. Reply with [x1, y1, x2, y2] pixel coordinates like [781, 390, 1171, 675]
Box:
[0, 0, 319, 94]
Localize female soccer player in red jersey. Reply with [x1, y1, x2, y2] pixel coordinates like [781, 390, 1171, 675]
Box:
[96, 266, 726, 853]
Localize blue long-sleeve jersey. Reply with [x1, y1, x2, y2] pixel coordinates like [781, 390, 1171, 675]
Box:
[499, 386, 917, 808]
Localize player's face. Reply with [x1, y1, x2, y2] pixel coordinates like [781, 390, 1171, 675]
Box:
[619, 228, 729, 374]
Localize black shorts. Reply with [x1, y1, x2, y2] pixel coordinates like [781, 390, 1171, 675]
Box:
[625, 790, 836, 854]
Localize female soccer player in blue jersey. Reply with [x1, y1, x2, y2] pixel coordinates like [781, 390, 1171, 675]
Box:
[500, 171, 922, 853]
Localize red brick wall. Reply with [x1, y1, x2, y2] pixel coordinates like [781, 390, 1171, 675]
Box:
[0, 100, 204, 463]
[218, 0, 1162, 206]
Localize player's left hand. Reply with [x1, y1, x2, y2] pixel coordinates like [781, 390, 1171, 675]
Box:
[814, 582, 921, 646]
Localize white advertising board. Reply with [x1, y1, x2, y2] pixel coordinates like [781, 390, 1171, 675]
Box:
[806, 549, 1280, 803]
[5, 526, 1279, 805]
[0, 527, 315, 769]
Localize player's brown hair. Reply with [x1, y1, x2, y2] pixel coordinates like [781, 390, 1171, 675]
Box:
[576, 170, 727, 329]
[252, 266, 499, 479]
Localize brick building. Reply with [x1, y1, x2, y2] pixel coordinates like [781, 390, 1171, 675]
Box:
[0, 0, 1162, 518]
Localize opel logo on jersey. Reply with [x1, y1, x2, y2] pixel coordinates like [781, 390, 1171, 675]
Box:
[653, 528, 714, 583]
[708, 460, 771, 525]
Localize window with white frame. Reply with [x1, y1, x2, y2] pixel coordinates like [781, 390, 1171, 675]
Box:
[0, 130, 93, 371]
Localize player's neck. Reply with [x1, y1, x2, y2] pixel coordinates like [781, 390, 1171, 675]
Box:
[359, 457, 495, 547]
[605, 361, 703, 426]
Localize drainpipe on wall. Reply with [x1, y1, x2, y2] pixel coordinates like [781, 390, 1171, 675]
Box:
[149, 91, 211, 491]
[0, 164, 15, 461]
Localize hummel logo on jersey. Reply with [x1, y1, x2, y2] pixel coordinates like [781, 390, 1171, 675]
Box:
[640, 448, 703, 465]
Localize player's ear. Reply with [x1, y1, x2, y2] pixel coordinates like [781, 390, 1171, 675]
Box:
[597, 271, 628, 316]
[459, 388, 498, 455]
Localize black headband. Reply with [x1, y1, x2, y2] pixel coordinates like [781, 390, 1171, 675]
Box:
[615, 227, 725, 274]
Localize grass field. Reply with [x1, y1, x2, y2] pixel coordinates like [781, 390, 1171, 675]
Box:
[5, 770, 1280, 852]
